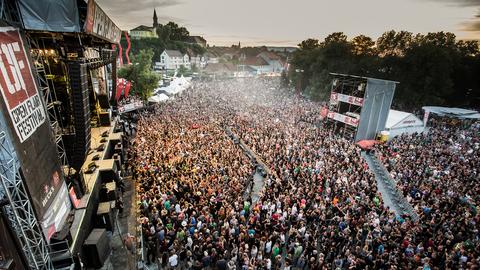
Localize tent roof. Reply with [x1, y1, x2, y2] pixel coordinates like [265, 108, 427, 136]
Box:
[148, 93, 169, 103]
[423, 106, 480, 119]
[386, 109, 423, 129]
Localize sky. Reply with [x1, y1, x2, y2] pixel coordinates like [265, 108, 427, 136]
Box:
[97, 0, 480, 46]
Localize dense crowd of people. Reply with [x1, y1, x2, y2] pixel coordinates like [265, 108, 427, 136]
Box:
[128, 78, 479, 269]
[377, 117, 480, 269]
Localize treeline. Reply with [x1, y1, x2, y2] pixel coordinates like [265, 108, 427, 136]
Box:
[290, 31, 480, 110]
[119, 22, 206, 65]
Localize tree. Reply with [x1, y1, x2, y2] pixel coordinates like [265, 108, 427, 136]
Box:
[298, 39, 320, 50]
[177, 65, 189, 76]
[290, 31, 480, 109]
[376, 30, 413, 57]
[351, 35, 375, 55]
[118, 49, 160, 102]
[323, 32, 348, 45]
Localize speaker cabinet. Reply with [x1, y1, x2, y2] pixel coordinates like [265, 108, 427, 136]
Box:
[96, 202, 115, 232]
[82, 229, 110, 268]
[67, 62, 91, 171]
[99, 111, 111, 126]
[99, 182, 117, 202]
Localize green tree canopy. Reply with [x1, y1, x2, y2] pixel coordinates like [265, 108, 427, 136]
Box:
[118, 49, 160, 102]
[290, 31, 480, 109]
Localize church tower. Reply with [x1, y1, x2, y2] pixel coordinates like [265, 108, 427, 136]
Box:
[153, 9, 158, 28]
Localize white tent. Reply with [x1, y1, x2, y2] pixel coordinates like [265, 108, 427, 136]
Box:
[148, 93, 169, 103]
[164, 76, 192, 95]
[423, 106, 480, 119]
[385, 109, 425, 139]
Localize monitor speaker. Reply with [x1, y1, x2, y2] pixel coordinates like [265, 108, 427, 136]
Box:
[96, 202, 115, 232]
[82, 229, 110, 268]
[97, 94, 110, 108]
[99, 111, 111, 126]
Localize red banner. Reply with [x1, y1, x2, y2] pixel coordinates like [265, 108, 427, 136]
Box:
[116, 79, 125, 100]
[0, 27, 46, 142]
[69, 187, 80, 208]
[124, 81, 131, 97]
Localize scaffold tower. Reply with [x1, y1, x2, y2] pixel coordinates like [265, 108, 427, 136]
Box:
[0, 127, 53, 269]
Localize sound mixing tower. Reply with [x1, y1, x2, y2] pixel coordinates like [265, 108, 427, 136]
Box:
[327, 73, 397, 141]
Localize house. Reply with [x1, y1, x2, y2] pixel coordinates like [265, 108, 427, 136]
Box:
[205, 52, 219, 64]
[185, 36, 207, 48]
[236, 52, 285, 75]
[156, 50, 190, 70]
[257, 52, 285, 73]
[203, 63, 237, 77]
[190, 54, 207, 69]
[238, 56, 271, 74]
[129, 25, 157, 39]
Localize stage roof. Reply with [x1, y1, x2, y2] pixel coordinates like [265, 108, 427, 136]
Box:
[423, 106, 480, 119]
[17, 0, 121, 44]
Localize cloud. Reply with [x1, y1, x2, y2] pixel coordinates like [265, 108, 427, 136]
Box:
[96, 0, 184, 29]
[428, 0, 480, 32]
[428, 0, 480, 6]
[462, 18, 480, 31]
[98, 0, 182, 12]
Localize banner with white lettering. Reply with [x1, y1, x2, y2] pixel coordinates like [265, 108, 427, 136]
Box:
[330, 92, 364, 107]
[0, 27, 69, 242]
[327, 111, 359, 127]
[0, 27, 46, 143]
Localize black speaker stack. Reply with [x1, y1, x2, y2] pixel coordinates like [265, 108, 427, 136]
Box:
[67, 62, 92, 170]
[82, 228, 110, 268]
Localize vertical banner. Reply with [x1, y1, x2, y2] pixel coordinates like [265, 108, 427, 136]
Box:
[0, 27, 46, 143]
[0, 27, 70, 242]
[124, 81, 131, 98]
[116, 78, 125, 100]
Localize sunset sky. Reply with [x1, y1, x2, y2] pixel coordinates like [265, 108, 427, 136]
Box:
[98, 0, 480, 46]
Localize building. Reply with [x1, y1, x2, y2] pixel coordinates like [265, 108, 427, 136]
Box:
[129, 25, 157, 39]
[190, 54, 207, 69]
[129, 9, 158, 39]
[203, 63, 238, 77]
[235, 51, 286, 75]
[206, 52, 219, 64]
[156, 50, 190, 70]
[257, 51, 285, 73]
[185, 36, 207, 48]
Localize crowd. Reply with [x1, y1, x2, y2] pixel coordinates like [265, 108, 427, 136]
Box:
[129, 78, 479, 269]
[377, 117, 480, 269]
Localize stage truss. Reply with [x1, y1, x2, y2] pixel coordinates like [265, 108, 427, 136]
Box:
[0, 130, 53, 269]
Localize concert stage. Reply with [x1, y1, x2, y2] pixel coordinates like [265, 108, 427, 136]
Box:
[69, 121, 123, 254]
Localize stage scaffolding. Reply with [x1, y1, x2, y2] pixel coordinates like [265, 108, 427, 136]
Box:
[28, 37, 70, 168]
[0, 129, 53, 269]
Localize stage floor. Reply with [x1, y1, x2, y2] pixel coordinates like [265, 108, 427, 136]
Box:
[69, 120, 123, 253]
